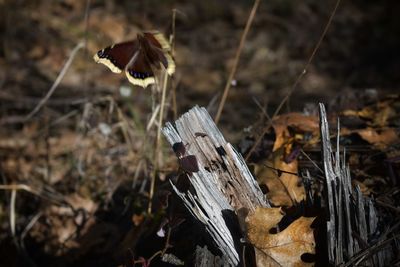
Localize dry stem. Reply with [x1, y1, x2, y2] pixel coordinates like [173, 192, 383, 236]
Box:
[25, 42, 84, 120]
[245, 0, 342, 161]
[214, 0, 261, 125]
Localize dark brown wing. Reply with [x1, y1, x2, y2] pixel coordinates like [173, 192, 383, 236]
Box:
[137, 33, 168, 70]
[146, 46, 169, 69]
[125, 50, 155, 88]
[94, 41, 139, 73]
[143, 32, 171, 50]
[143, 32, 175, 76]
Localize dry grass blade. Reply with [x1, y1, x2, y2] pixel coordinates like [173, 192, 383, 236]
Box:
[146, 104, 160, 131]
[10, 189, 16, 237]
[148, 66, 171, 214]
[0, 184, 39, 194]
[214, 0, 261, 125]
[25, 42, 84, 120]
[245, 0, 342, 161]
[340, 234, 400, 267]
[171, 9, 178, 120]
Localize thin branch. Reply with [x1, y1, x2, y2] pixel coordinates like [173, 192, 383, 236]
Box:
[252, 97, 273, 124]
[214, 0, 261, 124]
[25, 42, 84, 120]
[10, 189, 16, 237]
[300, 148, 324, 174]
[245, 0, 341, 161]
[148, 70, 170, 214]
[273, 0, 341, 118]
[0, 184, 38, 193]
[340, 234, 400, 267]
[171, 9, 178, 120]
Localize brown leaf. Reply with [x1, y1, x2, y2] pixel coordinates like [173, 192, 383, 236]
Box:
[246, 207, 315, 267]
[254, 113, 314, 206]
[272, 114, 318, 151]
[256, 145, 305, 206]
[357, 127, 398, 149]
[273, 113, 319, 141]
[342, 100, 396, 127]
[132, 213, 145, 227]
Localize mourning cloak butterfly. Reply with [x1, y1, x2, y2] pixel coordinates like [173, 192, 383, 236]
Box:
[94, 31, 175, 88]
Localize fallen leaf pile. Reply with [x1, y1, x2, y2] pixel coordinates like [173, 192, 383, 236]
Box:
[341, 95, 399, 149]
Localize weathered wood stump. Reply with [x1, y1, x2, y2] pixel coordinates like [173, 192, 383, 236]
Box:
[163, 106, 268, 266]
[162, 104, 395, 266]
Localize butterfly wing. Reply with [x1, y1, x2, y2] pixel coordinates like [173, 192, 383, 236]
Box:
[144, 31, 171, 50]
[143, 32, 175, 76]
[94, 31, 175, 86]
[94, 41, 139, 73]
[125, 50, 156, 88]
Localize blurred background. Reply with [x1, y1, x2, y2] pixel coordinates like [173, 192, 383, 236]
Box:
[0, 0, 399, 266]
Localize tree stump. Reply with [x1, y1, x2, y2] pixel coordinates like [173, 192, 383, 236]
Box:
[162, 106, 268, 266]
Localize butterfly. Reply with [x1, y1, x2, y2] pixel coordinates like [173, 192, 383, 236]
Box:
[93, 31, 175, 88]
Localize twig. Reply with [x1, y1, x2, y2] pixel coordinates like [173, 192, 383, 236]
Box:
[261, 164, 296, 206]
[171, 9, 178, 120]
[214, 0, 261, 124]
[0, 184, 38, 193]
[161, 227, 172, 255]
[148, 70, 169, 214]
[340, 234, 400, 267]
[21, 212, 42, 243]
[82, 0, 92, 97]
[300, 148, 324, 174]
[25, 42, 84, 120]
[10, 189, 16, 237]
[252, 97, 273, 124]
[135, 226, 172, 266]
[245, 0, 341, 161]
[376, 199, 400, 214]
[262, 163, 302, 178]
[0, 184, 66, 207]
[146, 104, 160, 131]
[83, 0, 91, 53]
[273, 0, 341, 119]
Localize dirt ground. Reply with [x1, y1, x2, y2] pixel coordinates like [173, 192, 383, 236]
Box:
[0, 0, 399, 266]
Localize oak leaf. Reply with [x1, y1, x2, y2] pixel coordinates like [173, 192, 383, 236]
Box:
[271, 113, 319, 151]
[256, 113, 317, 206]
[256, 146, 304, 206]
[246, 207, 315, 267]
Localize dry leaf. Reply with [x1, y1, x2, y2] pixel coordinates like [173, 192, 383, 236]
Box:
[357, 127, 398, 149]
[132, 213, 145, 226]
[342, 100, 396, 127]
[271, 113, 319, 151]
[273, 113, 319, 132]
[254, 113, 313, 206]
[257, 146, 304, 206]
[246, 207, 315, 267]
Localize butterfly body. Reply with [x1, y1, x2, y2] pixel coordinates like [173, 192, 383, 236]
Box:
[94, 31, 175, 88]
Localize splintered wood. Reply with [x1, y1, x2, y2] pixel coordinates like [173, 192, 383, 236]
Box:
[162, 106, 268, 266]
[319, 103, 392, 266]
